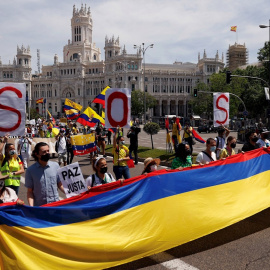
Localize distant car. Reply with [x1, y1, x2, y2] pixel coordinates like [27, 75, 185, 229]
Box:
[197, 125, 218, 133]
[198, 125, 210, 133]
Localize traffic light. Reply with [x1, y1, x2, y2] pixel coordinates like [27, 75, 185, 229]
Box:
[226, 71, 232, 84]
[193, 89, 198, 97]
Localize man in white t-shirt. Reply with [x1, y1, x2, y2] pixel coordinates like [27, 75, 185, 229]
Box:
[17, 135, 32, 169]
[196, 138, 217, 165]
[56, 129, 67, 166]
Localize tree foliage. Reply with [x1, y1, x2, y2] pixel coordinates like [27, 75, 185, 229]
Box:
[143, 122, 160, 149]
[131, 90, 157, 117]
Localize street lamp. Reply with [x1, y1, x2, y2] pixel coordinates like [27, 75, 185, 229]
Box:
[259, 20, 270, 128]
[134, 43, 154, 124]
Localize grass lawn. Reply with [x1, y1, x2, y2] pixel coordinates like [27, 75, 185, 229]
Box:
[105, 145, 198, 164]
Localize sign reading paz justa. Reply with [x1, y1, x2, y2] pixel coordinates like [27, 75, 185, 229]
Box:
[57, 162, 88, 198]
[105, 88, 131, 128]
[213, 92, 230, 127]
[0, 82, 26, 136]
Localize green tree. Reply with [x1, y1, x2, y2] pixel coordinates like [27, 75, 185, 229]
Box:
[29, 108, 42, 120]
[143, 122, 160, 149]
[131, 90, 157, 118]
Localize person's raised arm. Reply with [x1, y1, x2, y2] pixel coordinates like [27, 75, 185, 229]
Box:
[27, 188, 34, 206]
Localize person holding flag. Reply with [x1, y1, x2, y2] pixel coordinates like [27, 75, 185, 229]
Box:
[112, 129, 130, 180]
[170, 116, 181, 152]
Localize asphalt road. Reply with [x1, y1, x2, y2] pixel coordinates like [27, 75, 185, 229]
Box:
[17, 129, 270, 270]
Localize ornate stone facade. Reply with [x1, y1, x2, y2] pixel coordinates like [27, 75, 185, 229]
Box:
[0, 3, 225, 119]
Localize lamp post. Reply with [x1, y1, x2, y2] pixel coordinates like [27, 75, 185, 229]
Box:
[134, 43, 154, 124]
[259, 20, 270, 129]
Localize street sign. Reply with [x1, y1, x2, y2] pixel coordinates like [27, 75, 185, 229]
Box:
[243, 110, 248, 116]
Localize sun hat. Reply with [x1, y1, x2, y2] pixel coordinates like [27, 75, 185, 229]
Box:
[143, 157, 160, 171]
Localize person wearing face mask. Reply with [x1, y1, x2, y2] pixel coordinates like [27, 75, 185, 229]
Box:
[112, 130, 131, 180]
[0, 143, 24, 195]
[196, 138, 217, 165]
[219, 136, 237, 159]
[171, 143, 192, 170]
[55, 129, 68, 166]
[25, 142, 65, 206]
[0, 178, 24, 205]
[242, 131, 260, 152]
[141, 157, 160, 175]
[86, 157, 124, 188]
[257, 129, 270, 148]
[215, 125, 230, 159]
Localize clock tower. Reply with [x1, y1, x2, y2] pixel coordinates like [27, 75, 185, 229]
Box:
[63, 4, 101, 63]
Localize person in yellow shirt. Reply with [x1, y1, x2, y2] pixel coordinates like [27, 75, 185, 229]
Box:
[112, 130, 130, 180]
[171, 117, 181, 152]
[219, 136, 237, 159]
[0, 143, 24, 195]
[183, 122, 193, 154]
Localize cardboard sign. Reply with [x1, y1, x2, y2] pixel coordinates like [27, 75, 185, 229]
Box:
[213, 92, 229, 127]
[105, 88, 131, 128]
[57, 162, 88, 198]
[0, 82, 26, 136]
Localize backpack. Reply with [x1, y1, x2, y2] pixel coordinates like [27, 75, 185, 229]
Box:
[55, 136, 67, 152]
[91, 173, 113, 187]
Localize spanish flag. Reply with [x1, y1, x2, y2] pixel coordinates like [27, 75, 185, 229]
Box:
[36, 98, 44, 104]
[1, 148, 270, 269]
[92, 86, 110, 108]
[230, 26, 237, 32]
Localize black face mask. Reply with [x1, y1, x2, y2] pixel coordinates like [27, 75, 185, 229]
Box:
[40, 153, 50, 162]
[251, 137, 258, 143]
[230, 143, 236, 148]
[100, 167, 107, 174]
[185, 149, 191, 155]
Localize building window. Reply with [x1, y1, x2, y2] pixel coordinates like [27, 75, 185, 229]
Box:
[78, 88, 80, 95]
[55, 103, 57, 113]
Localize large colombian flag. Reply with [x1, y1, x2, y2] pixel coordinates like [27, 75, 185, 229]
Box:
[77, 107, 105, 127]
[1, 148, 270, 269]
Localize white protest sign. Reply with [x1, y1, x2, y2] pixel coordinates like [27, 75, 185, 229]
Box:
[105, 88, 131, 128]
[213, 92, 229, 127]
[57, 162, 88, 198]
[29, 119, 36, 126]
[0, 82, 26, 136]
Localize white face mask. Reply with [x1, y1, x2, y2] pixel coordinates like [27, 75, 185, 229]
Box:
[0, 181, 4, 190]
[150, 164, 157, 172]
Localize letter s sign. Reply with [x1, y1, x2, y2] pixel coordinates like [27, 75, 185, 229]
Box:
[213, 93, 229, 127]
[0, 83, 26, 136]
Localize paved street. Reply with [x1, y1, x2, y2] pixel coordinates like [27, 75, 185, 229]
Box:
[17, 129, 270, 270]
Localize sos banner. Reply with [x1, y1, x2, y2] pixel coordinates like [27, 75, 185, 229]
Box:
[105, 88, 131, 128]
[213, 92, 229, 127]
[0, 82, 26, 136]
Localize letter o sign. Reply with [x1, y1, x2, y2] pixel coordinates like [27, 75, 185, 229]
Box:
[107, 92, 128, 127]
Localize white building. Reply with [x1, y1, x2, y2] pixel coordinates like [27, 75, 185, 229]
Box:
[0, 3, 225, 120]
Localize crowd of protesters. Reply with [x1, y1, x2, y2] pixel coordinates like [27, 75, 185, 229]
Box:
[0, 116, 269, 206]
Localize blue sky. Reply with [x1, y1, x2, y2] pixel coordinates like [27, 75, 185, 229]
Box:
[0, 0, 269, 73]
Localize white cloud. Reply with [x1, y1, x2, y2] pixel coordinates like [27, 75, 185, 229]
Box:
[0, 0, 269, 71]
